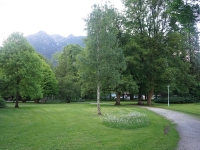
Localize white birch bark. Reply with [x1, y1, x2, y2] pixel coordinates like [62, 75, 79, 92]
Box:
[97, 82, 101, 115]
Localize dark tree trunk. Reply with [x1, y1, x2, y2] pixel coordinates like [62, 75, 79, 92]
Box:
[15, 90, 19, 108]
[147, 88, 154, 105]
[138, 87, 142, 105]
[115, 92, 121, 105]
[34, 99, 40, 103]
[66, 97, 71, 103]
[130, 94, 133, 100]
[22, 100, 26, 103]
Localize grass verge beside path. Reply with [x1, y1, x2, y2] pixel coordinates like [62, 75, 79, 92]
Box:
[152, 102, 200, 118]
[0, 102, 178, 150]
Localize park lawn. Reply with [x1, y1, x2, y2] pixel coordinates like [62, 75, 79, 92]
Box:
[152, 102, 200, 118]
[0, 102, 179, 150]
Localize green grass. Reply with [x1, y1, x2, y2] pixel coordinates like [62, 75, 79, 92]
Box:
[152, 102, 200, 118]
[0, 102, 179, 150]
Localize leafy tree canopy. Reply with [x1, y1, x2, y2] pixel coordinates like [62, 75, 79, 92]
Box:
[0, 32, 44, 107]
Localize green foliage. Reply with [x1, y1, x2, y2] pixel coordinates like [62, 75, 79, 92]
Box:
[154, 96, 200, 104]
[122, 0, 198, 104]
[0, 32, 44, 106]
[57, 75, 80, 102]
[56, 44, 82, 77]
[0, 96, 6, 108]
[116, 75, 138, 93]
[51, 51, 61, 66]
[103, 111, 149, 129]
[41, 62, 58, 97]
[78, 3, 126, 96]
[55, 44, 82, 101]
[168, 0, 197, 31]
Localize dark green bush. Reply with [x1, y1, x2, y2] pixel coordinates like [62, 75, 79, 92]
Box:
[154, 96, 200, 104]
[0, 97, 6, 108]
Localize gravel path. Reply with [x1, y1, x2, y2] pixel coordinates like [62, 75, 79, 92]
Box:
[143, 107, 200, 150]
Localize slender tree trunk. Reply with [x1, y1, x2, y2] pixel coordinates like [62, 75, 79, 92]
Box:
[15, 89, 19, 108]
[130, 94, 133, 100]
[96, 23, 102, 115]
[147, 88, 154, 105]
[97, 82, 101, 115]
[115, 92, 121, 105]
[138, 86, 142, 105]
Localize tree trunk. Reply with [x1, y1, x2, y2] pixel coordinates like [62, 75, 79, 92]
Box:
[34, 99, 40, 103]
[147, 88, 154, 105]
[22, 100, 26, 103]
[66, 97, 71, 103]
[97, 83, 101, 115]
[138, 87, 142, 105]
[115, 92, 121, 105]
[15, 90, 19, 108]
[130, 94, 133, 100]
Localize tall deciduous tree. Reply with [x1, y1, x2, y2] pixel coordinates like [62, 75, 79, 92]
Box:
[122, 0, 195, 105]
[169, 0, 200, 96]
[40, 56, 58, 101]
[78, 3, 126, 114]
[0, 32, 43, 107]
[55, 44, 82, 102]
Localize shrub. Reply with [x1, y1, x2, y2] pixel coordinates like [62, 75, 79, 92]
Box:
[103, 111, 149, 129]
[0, 97, 6, 108]
[154, 96, 200, 104]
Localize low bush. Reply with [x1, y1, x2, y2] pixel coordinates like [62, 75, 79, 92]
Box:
[103, 111, 149, 129]
[154, 96, 200, 104]
[0, 97, 6, 108]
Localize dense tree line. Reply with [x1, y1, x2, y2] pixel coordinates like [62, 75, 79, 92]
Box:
[78, 0, 200, 114]
[0, 0, 200, 113]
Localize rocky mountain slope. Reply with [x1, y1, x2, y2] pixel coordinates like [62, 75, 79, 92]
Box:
[26, 31, 85, 59]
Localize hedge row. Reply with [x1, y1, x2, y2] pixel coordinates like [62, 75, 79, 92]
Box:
[154, 96, 200, 104]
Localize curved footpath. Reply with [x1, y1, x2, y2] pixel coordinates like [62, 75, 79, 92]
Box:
[143, 107, 200, 150]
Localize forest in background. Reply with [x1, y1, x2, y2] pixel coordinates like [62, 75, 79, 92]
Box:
[0, 0, 200, 114]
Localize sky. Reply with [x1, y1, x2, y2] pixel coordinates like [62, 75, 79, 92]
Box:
[0, 0, 123, 46]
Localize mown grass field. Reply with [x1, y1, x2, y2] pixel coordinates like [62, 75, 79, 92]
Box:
[152, 102, 200, 118]
[0, 101, 179, 150]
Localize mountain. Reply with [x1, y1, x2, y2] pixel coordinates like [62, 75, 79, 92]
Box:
[26, 31, 85, 59]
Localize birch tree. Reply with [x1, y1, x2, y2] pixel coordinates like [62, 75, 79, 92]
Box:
[78, 4, 126, 114]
